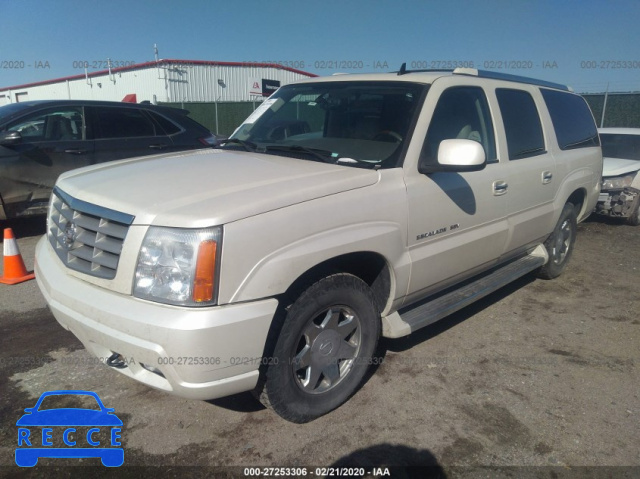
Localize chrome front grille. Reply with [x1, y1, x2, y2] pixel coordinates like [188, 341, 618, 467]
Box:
[48, 187, 134, 279]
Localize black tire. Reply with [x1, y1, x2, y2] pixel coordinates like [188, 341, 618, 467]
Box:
[259, 273, 380, 423]
[537, 202, 577, 279]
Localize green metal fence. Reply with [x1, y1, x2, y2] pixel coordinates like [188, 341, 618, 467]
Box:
[583, 93, 640, 128]
[160, 101, 261, 136]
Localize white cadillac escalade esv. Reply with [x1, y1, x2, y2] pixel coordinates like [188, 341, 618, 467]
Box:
[35, 68, 602, 423]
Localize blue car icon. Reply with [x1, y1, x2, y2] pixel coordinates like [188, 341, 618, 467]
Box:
[16, 390, 123, 467]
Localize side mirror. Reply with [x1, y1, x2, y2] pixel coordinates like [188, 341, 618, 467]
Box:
[419, 139, 486, 174]
[0, 130, 22, 146]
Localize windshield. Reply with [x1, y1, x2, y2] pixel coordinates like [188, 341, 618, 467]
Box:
[600, 133, 640, 161]
[226, 81, 426, 168]
[0, 102, 35, 123]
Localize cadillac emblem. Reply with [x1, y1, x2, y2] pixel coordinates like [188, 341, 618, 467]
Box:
[62, 221, 78, 249]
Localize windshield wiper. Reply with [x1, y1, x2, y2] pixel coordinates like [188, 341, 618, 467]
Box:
[262, 144, 335, 163]
[336, 157, 381, 169]
[219, 138, 257, 152]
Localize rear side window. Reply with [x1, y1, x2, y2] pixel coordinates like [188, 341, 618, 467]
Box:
[541, 89, 599, 150]
[94, 107, 156, 139]
[148, 111, 182, 135]
[496, 89, 545, 160]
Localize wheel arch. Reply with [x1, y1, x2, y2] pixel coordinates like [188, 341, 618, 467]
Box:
[566, 188, 587, 219]
[0, 191, 8, 221]
[280, 251, 393, 315]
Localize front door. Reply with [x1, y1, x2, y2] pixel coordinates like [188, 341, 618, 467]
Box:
[404, 84, 509, 304]
[0, 106, 93, 217]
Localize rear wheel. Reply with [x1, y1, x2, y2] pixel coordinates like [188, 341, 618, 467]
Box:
[260, 274, 380, 423]
[537, 202, 577, 279]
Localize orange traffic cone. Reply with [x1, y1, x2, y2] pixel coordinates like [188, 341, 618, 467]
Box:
[0, 228, 35, 285]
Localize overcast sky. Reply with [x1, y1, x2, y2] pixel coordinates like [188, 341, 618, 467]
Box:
[1, 0, 639, 93]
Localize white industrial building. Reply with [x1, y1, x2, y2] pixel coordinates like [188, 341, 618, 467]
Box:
[0, 60, 316, 105]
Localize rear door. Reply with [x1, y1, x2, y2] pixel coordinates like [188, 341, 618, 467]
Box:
[493, 87, 559, 254]
[0, 105, 93, 217]
[88, 106, 175, 163]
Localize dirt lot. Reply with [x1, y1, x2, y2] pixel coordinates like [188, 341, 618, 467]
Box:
[0, 216, 638, 478]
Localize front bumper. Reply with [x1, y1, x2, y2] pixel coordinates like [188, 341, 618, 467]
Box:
[595, 187, 639, 218]
[35, 236, 278, 400]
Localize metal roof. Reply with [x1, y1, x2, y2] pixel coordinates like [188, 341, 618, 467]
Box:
[0, 59, 317, 92]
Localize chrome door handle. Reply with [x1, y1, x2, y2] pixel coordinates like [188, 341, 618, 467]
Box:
[542, 171, 553, 184]
[493, 180, 508, 196]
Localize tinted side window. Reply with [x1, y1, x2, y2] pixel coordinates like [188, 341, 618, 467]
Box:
[541, 89, 599, 150]
[496, 89, 545, 160]
[148, 111, 182, 135]
[7, 107, 84, 141]
[94, 107, 156, 139]
[422, 86, 496, 164]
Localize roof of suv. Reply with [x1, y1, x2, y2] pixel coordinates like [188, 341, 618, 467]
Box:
[295, 67, 571, 92]
[0, 99, 191, 125]
[1, 99, 188, 112]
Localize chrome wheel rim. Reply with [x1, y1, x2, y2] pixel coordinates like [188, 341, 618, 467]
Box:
[551, 218, 573, 264]
[291, 306, 361, 394]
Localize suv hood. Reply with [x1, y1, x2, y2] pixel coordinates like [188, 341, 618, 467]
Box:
[57, 149, 379, 226]
[602, 157, 640, 177]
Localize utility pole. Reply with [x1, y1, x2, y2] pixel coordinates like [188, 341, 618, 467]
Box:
[600, 82, 609, 128]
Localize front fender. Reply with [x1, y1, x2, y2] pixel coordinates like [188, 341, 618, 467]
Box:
[216, 168, 410, 308]
[225, 221, 410, 306]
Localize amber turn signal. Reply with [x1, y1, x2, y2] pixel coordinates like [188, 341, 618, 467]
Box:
[193, 240, 217, 302]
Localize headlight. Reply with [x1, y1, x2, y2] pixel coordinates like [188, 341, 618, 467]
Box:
[602, 173, 637, 190]
[134, 226, 222, 306]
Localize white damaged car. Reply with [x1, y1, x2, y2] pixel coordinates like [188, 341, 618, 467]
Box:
[596, 128, 640, 225]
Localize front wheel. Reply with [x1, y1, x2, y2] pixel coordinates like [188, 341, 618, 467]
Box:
[537, 202, 577, 279]
[259, 274, 381, 423]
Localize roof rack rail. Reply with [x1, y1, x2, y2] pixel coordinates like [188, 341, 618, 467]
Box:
[393, 63, 571, 91]
[452, 68, 571, 92]
[396, 63, 454, 76]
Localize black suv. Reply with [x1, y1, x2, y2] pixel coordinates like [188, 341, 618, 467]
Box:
[0, 100, 220, 220]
